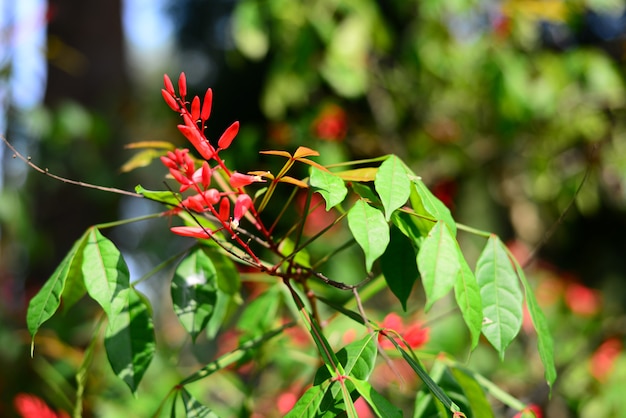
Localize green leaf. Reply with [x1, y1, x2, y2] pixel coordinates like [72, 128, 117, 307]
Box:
[350, 378, 403, 418]
[285, 383, 328, 417]
[279, 237, 312, 271]
[203, 247, 240, 295]
[350, 182, 379, 204]
[411, 177, 457, 236]
[27, 231, 88, 345]
[310, 166, 348, 210]
[450, 367, 495, 418]
[454, 251, 483, 350]
[347, 199, 390, 272]
[511, 256, 557, 388]
[135, 184, 181, 206]
[172, 248, 218, 342]
[475, 236, 523, 359]
[237, 286, 281, 336]
[82, 228, 130, 318]
[380, 226, 419, 311]
[390, 210, 426, 248]
[180, 388, 219, 418]
[104, 288, 155, 393]
[375, 155, 411, 221]
[315, 334, 378, 384]
[417, 221, 460, 312]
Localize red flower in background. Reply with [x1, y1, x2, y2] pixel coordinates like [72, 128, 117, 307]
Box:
[590, 337, 622, 382]
[513, 403, 542, 418]
[378, 313, 429, 350]
[564, 282, 601, 317]
[312, 104, 347, 141]
[14, 393, 69, 418]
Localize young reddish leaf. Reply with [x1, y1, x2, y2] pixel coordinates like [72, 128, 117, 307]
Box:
[190, 95, 201, 121]
[310, 166, 348, 210]
[294, 157, 328, 172]
[277, 176, 308, 188]
[82, 228, 130, 318]
[163, 73, 176, 95]
[217, 121, 239, 150]
[380, 226, 418, 311]
[201, 88, 213, 121]
[178, 72, 187, 98]
[293, 146, 320, 159]
[172, 248, 218, 342]
[27, 232, 88, 349]
[260, 149, 293, 158]
[104, 288, 155, 393]
[454, 252, 483, 350]
[171, 226, 213, 239]
[417, 220, 460, 312]
[347, 199, 390, 272]
[161, 89, 179, 112]
[375, 155, 411, 221]
[475, 235, 523, 359]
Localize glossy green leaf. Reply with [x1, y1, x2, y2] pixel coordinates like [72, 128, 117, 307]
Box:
[475, 236, 523, 359]
[172, 248, 218, 342]
[512, 256, 557, 388]
[27, 231, 87, 345]
[279, 237, 312, 271]
[350, 378, 402, 418]
[315, 334, 377, 384]
[347, 199, 390, 272]
[82, 228, 130, 318]
[201, 247, 240, 295]
[417, 221, 460, 312]
[180, 387, 219, 418]
[285, 383, 328, 418]
[454, 250, 483, 350]
[411, 177, 457, 236]
[391, 210, 426, 248]
[450, 367, 495, 418]
[350, 182, 379, 204]
[375, 155, 411, 221]
[310, 166, 348, 210]
[135, 184, 181, 206]
[380, 226, 419, 311]
[104, 288, 155, 393]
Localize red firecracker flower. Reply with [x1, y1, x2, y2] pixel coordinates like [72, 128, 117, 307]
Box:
[312, 104, 347, 141]
[590, 337, 622, 382]
[14, 393, 69, 418]
[378, 313, 429, 350]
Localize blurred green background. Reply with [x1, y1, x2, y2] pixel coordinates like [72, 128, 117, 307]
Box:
[2, 0, 626, 416]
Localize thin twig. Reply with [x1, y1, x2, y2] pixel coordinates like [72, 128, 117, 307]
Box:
[1, 134, 142, 198]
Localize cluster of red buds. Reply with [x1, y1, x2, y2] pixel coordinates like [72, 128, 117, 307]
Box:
[160, 73, 264, 240]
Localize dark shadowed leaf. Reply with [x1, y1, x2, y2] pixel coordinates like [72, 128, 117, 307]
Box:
[381, 226, 419, 310]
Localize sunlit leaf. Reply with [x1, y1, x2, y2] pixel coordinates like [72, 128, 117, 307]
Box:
[315, 334, 377, 383]
[381, 226, 419, 311]
[135, 184, 181, 206]
[310, 166, 348, 210]
[347, 199, 390, 272]
[124, 141, 176, 150]
[450, 367, 495, 418]
[120, 149, 162, 173]
[454, 250, 483, 350]
[375, 155, 411, 221]
[293, 146, 320, 159]
[172, 248, 218, 342]
[350, 378, 402, 418]
[511, 255, 557, 388]
[475, 236, 523, 359]
[417, 221, 460, 312]
[285, 383, 328, 417]
[27, 231, 88, 349]
[180, 388, 219, 417]
[82, 228, 130, 318]
[335, 167, 378, 182]
[411, 178, 456, 236]
[104, 288, 155, 393]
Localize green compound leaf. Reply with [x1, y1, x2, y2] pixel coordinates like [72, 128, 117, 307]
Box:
[375, 155, 411, 221]
[454, 250, 483, 350]
[417, 221, 460, 312]
[511, 255, 557, 389]
[475, 236, 523, 359]
[82, 228, 130, 318]
[27, 231, 88, 350]
[350, 378, 403, 418]
[411, 177, 456, 236]
[381, 226, 419, 311]
[347, 199, 390, 272]
[180, 387, 219, 418]
[172, 248, 218, 342]
[310, 166, 348, 210]
[104, 288, 155, 393]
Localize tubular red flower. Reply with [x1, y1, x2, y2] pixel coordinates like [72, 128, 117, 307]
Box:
[202, 188, 221, 205]
[161, 89, 179, 112]
[178, 72, 187, 98]
[191, 161, 212, 188]
[218, 121, 239, 150]
[160, 155, 177, 170]
[201, 88, 213, 121]
[163, 74, 176, 96]
[229, 172, 265, 188]
[171, 226, 212, 239]
[219, 197, 230, 221]
[191, 96, 201, 121]
[232, 194, 252, 228]
[177, 125, 215, 160]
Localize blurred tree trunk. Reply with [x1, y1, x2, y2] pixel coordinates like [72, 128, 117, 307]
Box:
[29, 0, 128, 283]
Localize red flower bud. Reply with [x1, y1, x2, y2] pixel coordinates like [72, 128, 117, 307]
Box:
[163, 74, 176, 96]
[219, 197, 230, 221]
[171, 226, 212, 239]
[232, 194, 252, 228]
[218, 121, 239, 150]
[161, 89, 179, 112]
[201, 88, 213, 121]
[178, 72, 187, 98]
[177, 125, 215, 160]
[191, 96, 201, 122]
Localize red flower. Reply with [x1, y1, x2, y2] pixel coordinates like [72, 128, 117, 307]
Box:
[513, 404, 542, 418]
[378, 313, 429, 350]
[14, 393, 69, 418]
[312, 104, 347, 141]
[564, 282, 601, 317]
[590, 338, 622, 382]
